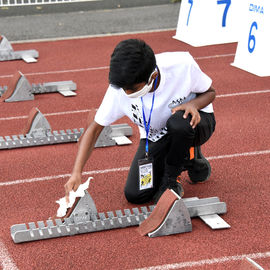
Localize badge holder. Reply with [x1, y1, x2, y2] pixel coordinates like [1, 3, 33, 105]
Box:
[138, 155, 154, 191]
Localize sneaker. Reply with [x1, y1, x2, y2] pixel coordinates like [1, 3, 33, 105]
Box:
[184, 146, 211, 184]
[153, 175, 184, 203]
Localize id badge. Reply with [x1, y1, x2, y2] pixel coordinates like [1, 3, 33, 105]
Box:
[138, 158, 154, 190]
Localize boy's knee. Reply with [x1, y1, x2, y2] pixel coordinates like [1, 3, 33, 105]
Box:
[166, 111, 194, 136]
[124, 187, 154, 204]
[124, 188, 137, 203]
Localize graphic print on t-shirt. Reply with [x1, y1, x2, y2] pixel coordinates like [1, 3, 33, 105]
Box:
[131, 103, 168, 142]
[148, 126, 167, 142]
[131, 104, 143, 127]
[168, 96, 187, 109]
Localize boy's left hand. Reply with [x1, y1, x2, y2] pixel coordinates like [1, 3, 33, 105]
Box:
[171, 103, 201, 129]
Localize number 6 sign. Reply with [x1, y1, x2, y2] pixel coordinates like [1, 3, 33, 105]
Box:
[173, 0, 240, 47]
[232, 1, 270, 77]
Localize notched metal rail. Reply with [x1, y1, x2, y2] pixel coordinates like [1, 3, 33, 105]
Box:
[0, 35, 38, 62]
[0, 128, 84, 149]
[0, 108, 133, 150]
[0, 71, 77, 101]
[10, 192, 228, 243]
[0, 50, 39, 62]
[11, 206, 155, 243]
[31, 81, 77, 95]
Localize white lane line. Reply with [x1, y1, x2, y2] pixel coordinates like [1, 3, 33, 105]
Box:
[0, 66, 109, 78]
[216, 89, 270, 98]
[0, 89, 269, 122]
[0, 53, 234, 79]
[207, 150, 270, 160]
[0, 240, 19, 270]
[0, 167, 130, 186]
[195, 53, 235, 60]
[1, 150, 270, 187]
[0, 66, 109, 79]
[0, 108, 96, 121]
[133, 251, 270, 270]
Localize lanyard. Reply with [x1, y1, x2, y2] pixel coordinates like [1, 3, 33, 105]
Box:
[141, 75, 158, 158]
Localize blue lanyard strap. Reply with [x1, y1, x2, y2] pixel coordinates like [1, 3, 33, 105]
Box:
[141, 75, 158, 158]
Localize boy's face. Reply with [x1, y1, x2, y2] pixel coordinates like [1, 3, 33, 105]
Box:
[123, 82, 147, 95]
[122, 70, 158, 95]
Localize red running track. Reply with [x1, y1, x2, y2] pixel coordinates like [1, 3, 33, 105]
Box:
[0, 30, 270, 270]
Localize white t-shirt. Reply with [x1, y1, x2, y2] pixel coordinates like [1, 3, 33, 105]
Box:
[95, 52, 213, 142]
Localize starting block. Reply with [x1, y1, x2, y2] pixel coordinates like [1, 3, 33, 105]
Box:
[0, 35, 38, 63]
[173, 0, 240, 47]
[138, 190, 230, 237]
[0, 71, 77, 102]
[0, 107, 133, 150]
[10, 189, 229, 243]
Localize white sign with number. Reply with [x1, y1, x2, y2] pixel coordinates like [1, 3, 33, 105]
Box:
[173, 0, 240, 47]
[232, 1, 270, 77]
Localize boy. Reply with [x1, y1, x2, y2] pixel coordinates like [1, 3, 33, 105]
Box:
[65, 39, 216, 204]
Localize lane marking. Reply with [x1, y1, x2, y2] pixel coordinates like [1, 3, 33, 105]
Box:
[0, 89, 269, 122]
[0, 53, 234, 79]
[0, 167, 130, 186]
[0, 240, 19, 270]
[207, 150, 270, 160]
[195, 53, 235, 60]
[0, 66, 108, 78]
[216, 89, 270, 98]
[133, 251, 270, 270]
[1, 150, 270, 186]
[0, 108, 93, 121]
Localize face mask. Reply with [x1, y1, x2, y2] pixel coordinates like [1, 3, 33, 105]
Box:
[125, 70, 156, 99]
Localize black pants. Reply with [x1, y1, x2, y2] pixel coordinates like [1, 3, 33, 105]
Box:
[124, 111, 216, 204]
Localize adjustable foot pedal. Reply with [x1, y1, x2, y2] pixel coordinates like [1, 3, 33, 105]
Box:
[138, 189, 192, 237]
[0, 107, 133, 150]
[0, 35, 38, 63]
[138, 190, 230, 237]
[0, 71, 77, 102]
[0, 71, 33, 102]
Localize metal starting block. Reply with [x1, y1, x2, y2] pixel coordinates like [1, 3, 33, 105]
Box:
[0, 71, 77, 102]
[138, 190, 230, 238]
[10, 190, 229, 243]
[0, 35, 38, 63]
[10, 190, 155, 244]
[0, 107, 133, 150]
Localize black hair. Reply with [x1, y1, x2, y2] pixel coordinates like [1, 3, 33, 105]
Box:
[109, 39, 156, 90]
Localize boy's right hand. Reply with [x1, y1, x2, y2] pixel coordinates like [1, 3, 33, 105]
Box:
[64, 173, 82, 203]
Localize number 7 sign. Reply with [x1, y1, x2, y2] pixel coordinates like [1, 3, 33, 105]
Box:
[173, 0, 239, 47]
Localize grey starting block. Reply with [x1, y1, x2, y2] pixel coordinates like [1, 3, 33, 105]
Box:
[183, 197, 231, 229]
[0, 71, 77, 102]
[10, 189, 229, 243]
[10, 190, 155, 243]
[139, 190, 229, 238]
[0, 35, 38, 63]
[147, 194, 192, 237]
[0, 107, 133, 150]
